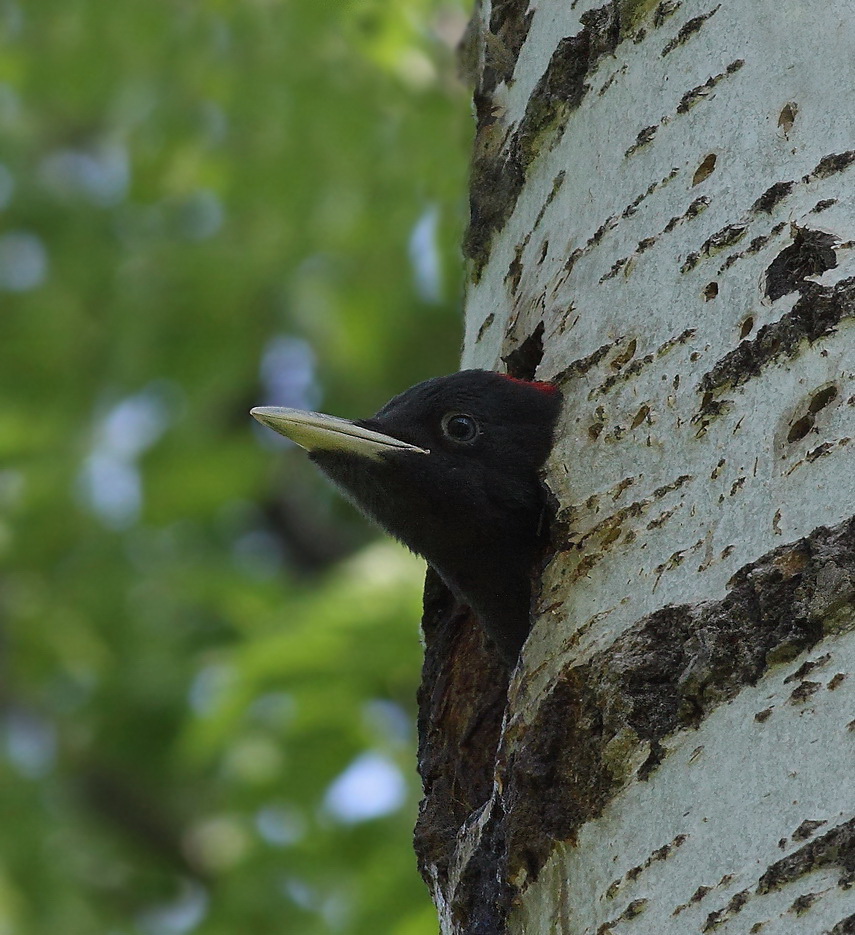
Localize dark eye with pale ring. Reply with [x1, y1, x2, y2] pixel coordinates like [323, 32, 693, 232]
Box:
[441, 412, 479, 444]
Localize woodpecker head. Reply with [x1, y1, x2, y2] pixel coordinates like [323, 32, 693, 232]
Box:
[252, 370, 562, 664]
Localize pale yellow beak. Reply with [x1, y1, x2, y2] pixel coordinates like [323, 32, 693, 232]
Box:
[250, 407, 429, 460]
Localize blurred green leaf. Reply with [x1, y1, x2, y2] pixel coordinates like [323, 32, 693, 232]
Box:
[0, 0, 472, 931]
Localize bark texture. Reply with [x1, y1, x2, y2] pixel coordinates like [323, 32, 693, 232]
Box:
[414, 0, 855, 932]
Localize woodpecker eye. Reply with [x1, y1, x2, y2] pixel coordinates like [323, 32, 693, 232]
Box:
[441, 412, 479, 444]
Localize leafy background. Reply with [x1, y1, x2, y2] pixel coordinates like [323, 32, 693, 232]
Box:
[0, 1, 472, 932]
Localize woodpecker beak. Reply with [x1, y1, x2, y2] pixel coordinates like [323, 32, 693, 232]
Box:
[250, 406, 429, 460]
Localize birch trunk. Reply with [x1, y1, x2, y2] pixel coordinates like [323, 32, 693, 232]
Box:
[414, 1, 855, 933]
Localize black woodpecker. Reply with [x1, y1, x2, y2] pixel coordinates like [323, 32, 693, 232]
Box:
[251, 369, 562, 665]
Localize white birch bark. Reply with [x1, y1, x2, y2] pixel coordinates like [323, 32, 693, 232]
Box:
[415, 1, 855, 933]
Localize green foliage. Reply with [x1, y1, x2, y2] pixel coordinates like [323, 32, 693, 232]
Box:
[0, 0, 471, 931]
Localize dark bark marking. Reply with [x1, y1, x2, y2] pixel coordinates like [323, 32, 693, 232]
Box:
[611, 338, 638, 370]
[810, 385, 839, 413]
[622, 167, 680, 219]
[698, 276, 855, 399]
[714, 175, 839, 277]
[600, 255, 629, 282]
[505, 242, 525, 295]
[550, 339, 619, 384]
[830, 913, 855, 934]
[631, 403, 651, 429]
[597, 897, 649, 932]
[792, 819, 828, 841]
[757, 817, 855, 894]
[595, 349, 658, 392]
[752, 181, 795, 214]
[691, 393, 732, 436]
[661, 5, 720, 56]
[502, 321, 545, 379]
[702, 887, 751, 931]
[625, 124, 659, 158]
[813, 198, 838, 214]
[790, 891, 820, 914]
[598, 62, 627, 95]
[465, 91, 526, 280]
[584, 413, 606, 440]
[608, 832, 688, 897]
[807, 441, 834, 462]
[677, 58, 744, 113]
[664, 195, 709, 232]
[476, 312, 495, 342]
[784, 653, 831, 683]
[645, 507, 677, 530]
[653, 0, 682, 27]
[682, 223, 747, 272]
[765, 227, 838, 302]
[532, 170, 566, 233]
[465, 4, 621, 275]
[482, 0, 536, 92]
[791, 433, 833, 461]
[788, 679, 821, 703]
[784, 382, 841, 446]
[673, 882, 715, 915]
[728, 889, 751, 914]
[787, 436, 852, 477]
[804, 151, 855, 182]
[717, 222, 788, 274]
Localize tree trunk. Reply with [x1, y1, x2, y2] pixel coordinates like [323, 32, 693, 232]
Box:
[414, 1, 855, 933]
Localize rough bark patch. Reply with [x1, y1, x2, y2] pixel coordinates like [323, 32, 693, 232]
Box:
[698, 275, 855, 398]
[415, 517, 853, 931]
[757, 818, 855, 894]
[501, 516, 852, 898]
[515, 5, 621, 171]
[451, 799, 513, 934]
[765, 227, 838, 302]
[464, 3, 622, 276]
[414, 569, 510, 886]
